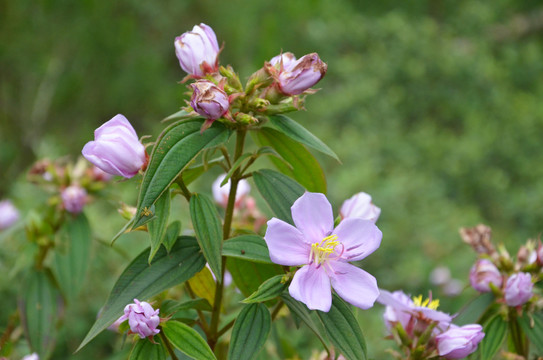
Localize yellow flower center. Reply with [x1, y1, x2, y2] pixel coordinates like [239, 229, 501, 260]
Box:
[412, 295, 440, 310]
[310, 234, 340, 266]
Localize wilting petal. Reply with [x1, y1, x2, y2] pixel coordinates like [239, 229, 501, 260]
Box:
[264, 218, 310, 266]
[291, 192, 334, 243]
[330, 261, 379, 309]
[333, 218, 382, 261]
[289, 265, 332, 311]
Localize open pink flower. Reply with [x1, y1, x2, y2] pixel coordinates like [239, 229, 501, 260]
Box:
[264, 192, 382, 312]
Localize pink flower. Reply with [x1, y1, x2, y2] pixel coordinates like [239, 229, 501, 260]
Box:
[436, 324, 484, 359]
[339, 192, 381, 223]
[274, 53, 327, 95]
[504, 272, 533, 307]
[469, 259, 502, 293]
[264, 192, 382, 312]
[0, 200, 19, 230]
[82, 114, 147, 178]
[211, 174, 250, 208]
[61, 185, 87, 214]
[174, 23, 219, 77]
[117, 299, 160, 339]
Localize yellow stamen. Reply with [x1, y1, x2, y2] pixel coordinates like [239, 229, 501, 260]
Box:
[310, 234, 340, 265]
[412, 295, 440, 310]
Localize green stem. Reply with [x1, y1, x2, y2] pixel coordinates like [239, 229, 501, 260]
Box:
[184, 283, 209, 335]
[174, 177, 192, 201]
[509, 312, 528, 357]
[271, 300, 284, 321]
[217, 318, 236, 338]
[159, 330, 179, 360]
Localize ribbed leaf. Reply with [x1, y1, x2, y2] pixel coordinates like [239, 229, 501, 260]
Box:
[227, 258, 283, 297]
[268, 114, 339, 161]
[253, 169, 305, 224]
[228, 303, 271, 360]
[78, 236, 206, 351]
[317, 295, 367, 360]
[187, 266, 216, 306]
[281, 294, 328, 348]
[129, 337, 167, 360]
[163, 321, 217, 360]
[162, 109, 194, 122]
[147, 190, 171, 263]
[479, 314, 507, 360]
[222, 235, 272, 264]
[134, 119, 230, 228]
[518, 312, 543, 354]
[190, 193, 223, 280]
[162, 221, 181, 253]
[243, 275, 287, 303]
[253, 127, 326, 193]
[454, 292, 495, 325]
[161, 299, 212, 316]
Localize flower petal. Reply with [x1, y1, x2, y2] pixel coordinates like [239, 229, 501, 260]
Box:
[333, 218, 382, 261]
[264, 218, 310, 266]
[291, 192, 334, 243]
[289, 265, 332, 312]
[330, 262, 379, 310]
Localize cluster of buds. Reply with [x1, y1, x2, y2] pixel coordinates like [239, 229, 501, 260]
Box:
[173, 24, 327, 132]
[462, 224, 541, 309]
[378, 290, 484, 359]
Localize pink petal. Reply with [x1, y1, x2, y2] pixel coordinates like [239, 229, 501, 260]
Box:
[330, 261, 379, 309]
[264, 218, 310, 266]
[291, 192, 334, 243]
[333, 218, 382, 261]
[289, 265, 332, 312]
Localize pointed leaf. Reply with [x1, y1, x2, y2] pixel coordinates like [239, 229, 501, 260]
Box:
[222, 235, 272, 264]
[190, 193, 223, 280]
[147, 190, 171, 263]
[281, 294, 328, 347]
[228, 303, 271, 360]
[161, 299, 212, 316]
[253, 169, 305, 224]
[227, 258, 283, 297]
[78, 236, 206, 351]
[253, 128, 326, 193]
[187, 266, 216, 307]
[454, 293, 495, 326]
[479, 314, 507, 360]
[162, 221, 181, 253]
[163, 321, 217, 360]
[268, 114, 339, 161]
[134, 119, 230, 228]
[129, 337, 167, 360]
[162, 109, 194, 122]
[317, 295, 367, 360]
[518, 312, 543, 354]
[243, 275, 287, 303]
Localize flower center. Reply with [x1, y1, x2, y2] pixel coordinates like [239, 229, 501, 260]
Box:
[310, 234, 341, 266]
[412, 295, 440, 310]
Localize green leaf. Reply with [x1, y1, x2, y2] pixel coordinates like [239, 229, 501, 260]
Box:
[162, 109, 195, 122]
[162, 221, 181, 253]
[222, 235, 272, 264]
[281, 294, 328, 349]
[187, 266, 216, 306]
[134, 119, 230, 228]
[129, 337, 167, 360]
[228, 303, 271, 360]
[317, 295, 367, 360]
[221, 153, 252, 186]
[479, 314, 507, 360]
[163, 321, 217, 360]
[268, 114, 339, 161]
[252, 169, 305, 224]
[147, 190, 171, 263]
[161, 299, 212, 316]
[110, 217, 135, 245]
[78, 236, 206, 351]
[190, 193, 223, 280]
[227, 258, 283, 297]
[454, 292, 495, 326]
[253, 127, 327, 193]
[54, 213, 91, 300]
[243, 275, 288, 303]
[518, 312, 543, 354]
[19, 270, 63, 359]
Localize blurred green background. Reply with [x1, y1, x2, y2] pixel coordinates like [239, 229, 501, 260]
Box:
[2, 0, 543, 358]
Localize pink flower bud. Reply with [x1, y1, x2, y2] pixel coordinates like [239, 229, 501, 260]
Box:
[504, 272, 533, 306]
[339, 192, 381, 223]
[174, 23, 219, 77]
[469, 259, 502, 293]
[276, 53, 327, 95]
[22, 354, 39, 360]
[82, 114, 147, 178]
[436, 324, 484, 359]
[0, 200, 19, 230]
[190, 80, 229, 122]
[117, 299, 160, 339]
[61, 185, 87, 214]
[212, 174, 251, 208]
[269, 52, 297, 70]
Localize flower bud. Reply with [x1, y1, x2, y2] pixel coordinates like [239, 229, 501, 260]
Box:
[82, 114, 147, 178]
[174, 23, 219, 77]
[0, 200, 19, 230]
[276, 53, 327, 95]
[469, 259, 502, 293]
[117, 299, 160, 339]
[61, 185, 87, 214]
[22, 354, 39, 360]
[537, 241, 543, 267]
[190, 80, 229, 128]
[212, 174, 250, 208]
[436, 324, 484, 359]
[339, 192, 381, 223]
[269, 52, 297, 70]
[504, 272, 533, 306]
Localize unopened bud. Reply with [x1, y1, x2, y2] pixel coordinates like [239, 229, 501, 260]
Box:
[504, 272, 533, 307]
[190, 80, 229, 122]
[234, 112, 258, 125]
[469, 259, 502, 293]
[116, 299, 160, 339]
[61, 185, 87, 214]
[174, 23, 219, 77]
[275, 53, 327, 95]
[339, 192, 381, 223]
